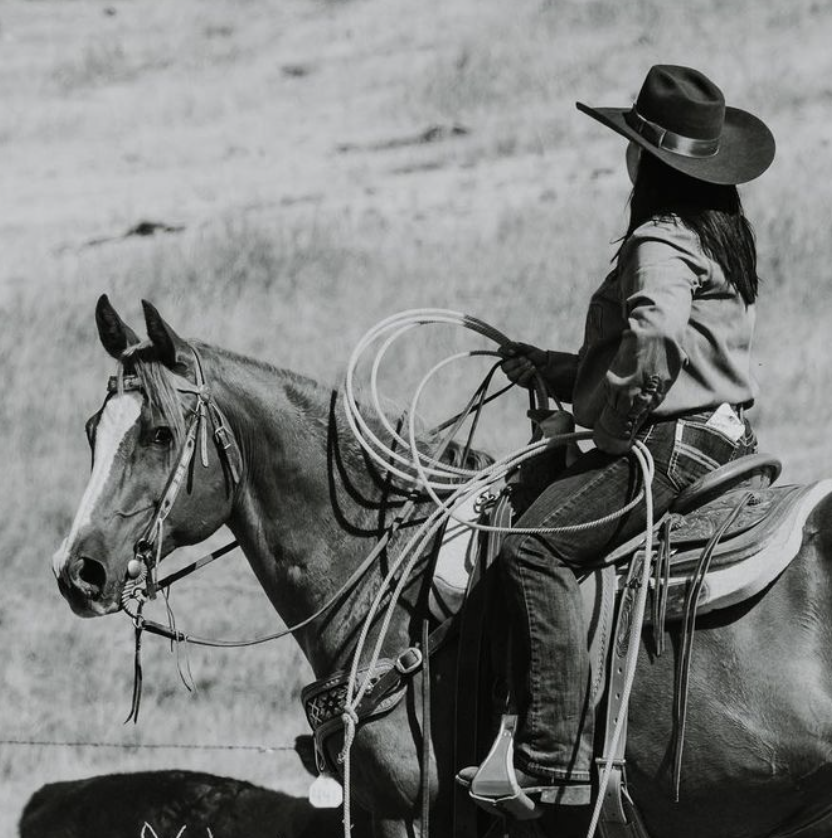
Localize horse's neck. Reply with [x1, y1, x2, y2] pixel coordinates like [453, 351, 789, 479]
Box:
[206, 350, 423, 676]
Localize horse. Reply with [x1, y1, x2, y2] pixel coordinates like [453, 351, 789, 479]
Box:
[53, 296, 832, 838]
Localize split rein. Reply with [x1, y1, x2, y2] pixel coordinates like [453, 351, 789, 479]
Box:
[112, 331, 518, 720]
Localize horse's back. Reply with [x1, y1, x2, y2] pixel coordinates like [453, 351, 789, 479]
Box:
[626, 491, 832, 836]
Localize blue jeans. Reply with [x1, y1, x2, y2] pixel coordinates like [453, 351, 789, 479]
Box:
[500, 409, 757, 782]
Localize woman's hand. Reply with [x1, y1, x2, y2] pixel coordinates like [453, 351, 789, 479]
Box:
[498, 341, 549, 387]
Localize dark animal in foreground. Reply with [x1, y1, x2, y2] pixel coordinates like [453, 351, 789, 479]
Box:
[19, 768, 368, 838]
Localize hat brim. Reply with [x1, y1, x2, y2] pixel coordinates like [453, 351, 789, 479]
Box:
[576, 101, 775, 185]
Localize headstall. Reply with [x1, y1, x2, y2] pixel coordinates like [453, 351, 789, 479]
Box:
[108, 345, 243, 721]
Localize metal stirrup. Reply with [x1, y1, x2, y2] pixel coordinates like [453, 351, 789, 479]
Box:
[468, 715, 540, 821]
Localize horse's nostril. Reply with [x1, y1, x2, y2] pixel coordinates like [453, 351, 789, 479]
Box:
[75, 557, 107, 592]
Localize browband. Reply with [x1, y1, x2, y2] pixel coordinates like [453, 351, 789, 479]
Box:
[625, 106, 720, 158]
[107, 374, 142, 394]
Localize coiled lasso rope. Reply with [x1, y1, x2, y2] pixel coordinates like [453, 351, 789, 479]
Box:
[338, 309, 655, 838]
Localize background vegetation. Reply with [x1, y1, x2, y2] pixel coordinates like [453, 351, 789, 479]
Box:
[3, 0, 832, 831]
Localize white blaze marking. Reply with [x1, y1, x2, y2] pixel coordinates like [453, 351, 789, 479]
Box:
[52, 393, 143, 577]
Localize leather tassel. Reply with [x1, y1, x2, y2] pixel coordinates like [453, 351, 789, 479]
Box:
[125, 614, 144, 724]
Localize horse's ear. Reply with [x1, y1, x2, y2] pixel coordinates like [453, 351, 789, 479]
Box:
[96, 294, 141, 359]
[142, 300, 191, 374]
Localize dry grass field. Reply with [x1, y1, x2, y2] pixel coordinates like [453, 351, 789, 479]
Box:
[3, 0, 832, 833]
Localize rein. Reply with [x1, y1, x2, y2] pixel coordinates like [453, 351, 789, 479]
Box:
[115, 339, 491, 721]
[119, 329, 510, 648]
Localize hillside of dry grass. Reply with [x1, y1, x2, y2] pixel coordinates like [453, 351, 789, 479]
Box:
[3, 0, 832, 831]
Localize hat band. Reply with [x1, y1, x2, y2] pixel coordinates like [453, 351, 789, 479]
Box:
[626, 106, 720, 158]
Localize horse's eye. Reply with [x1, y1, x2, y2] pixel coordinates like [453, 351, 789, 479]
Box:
[152, 427, 174, 446]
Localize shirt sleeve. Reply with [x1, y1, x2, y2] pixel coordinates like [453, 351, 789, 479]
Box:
[594, 222, 707, 454]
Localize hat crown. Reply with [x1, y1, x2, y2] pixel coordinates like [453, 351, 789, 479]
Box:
[636, 65, 725, 141]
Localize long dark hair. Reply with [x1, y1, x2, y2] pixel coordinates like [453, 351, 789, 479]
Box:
[621, 152, 759, 305]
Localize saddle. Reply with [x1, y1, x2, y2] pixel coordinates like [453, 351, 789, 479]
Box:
[432, 454, 830, 626]
[444, 453, 832, 835]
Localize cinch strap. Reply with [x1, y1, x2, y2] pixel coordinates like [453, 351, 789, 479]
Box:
[625, 106, 720, 158]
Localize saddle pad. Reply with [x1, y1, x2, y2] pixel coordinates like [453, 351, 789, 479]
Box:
[648, 479, 832, 619]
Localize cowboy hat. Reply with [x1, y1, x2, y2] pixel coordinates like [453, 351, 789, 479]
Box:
[577, 65, 775, 185]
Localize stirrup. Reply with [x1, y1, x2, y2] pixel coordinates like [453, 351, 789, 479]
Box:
[468, 715, 542, 821]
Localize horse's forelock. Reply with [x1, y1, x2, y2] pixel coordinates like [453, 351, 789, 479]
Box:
[130, 356, 188, 444]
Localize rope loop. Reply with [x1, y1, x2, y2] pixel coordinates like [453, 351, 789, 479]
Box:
[338, 311, 658, 838]
[338, 707, 360, 765]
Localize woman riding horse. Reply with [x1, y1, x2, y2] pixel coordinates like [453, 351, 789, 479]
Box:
[459, 64, 775, 811]
[57, 64, 832, 838]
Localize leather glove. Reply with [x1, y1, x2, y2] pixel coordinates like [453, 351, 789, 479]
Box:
[498, 341, 549, 387]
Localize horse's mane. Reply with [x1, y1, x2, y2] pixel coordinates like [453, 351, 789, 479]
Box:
[120, 342, 494, 474]
[203, 342, 495, 471]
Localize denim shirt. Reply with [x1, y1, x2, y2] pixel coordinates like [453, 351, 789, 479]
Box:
[572, 217, 757, 451]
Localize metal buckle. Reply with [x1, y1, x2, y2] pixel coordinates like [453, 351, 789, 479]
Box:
[214, 424, 232, 451]
[395, 647, 423, 675]
[595, 756, 627, 771]
[134, 538, 153, 561]
[133, 539, 157, 600]
[473, 490, 498, 515]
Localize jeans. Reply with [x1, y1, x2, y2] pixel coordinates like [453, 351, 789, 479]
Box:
[500, 409, 757, 782]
